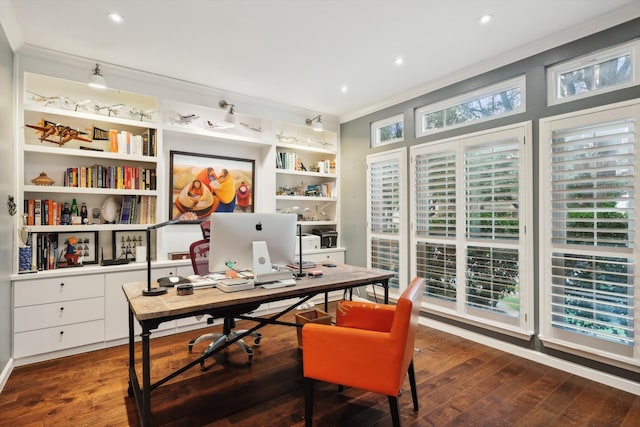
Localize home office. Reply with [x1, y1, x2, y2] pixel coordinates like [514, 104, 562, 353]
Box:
[2, 1, 640, 426]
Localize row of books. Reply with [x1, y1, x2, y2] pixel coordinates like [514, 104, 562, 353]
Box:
[119, 195, 156, 225]
[61, 165, 156, 190]
[107, 129, 157, 157]
[276, 152, 303, 171]
[24, 195, 156, 226]
[30, 232, 60, 271]
[276, 151, 336, 174]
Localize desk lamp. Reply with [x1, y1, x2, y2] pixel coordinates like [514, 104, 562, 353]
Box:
[143, 219, 181, 296]
[294, 224, 307, 279]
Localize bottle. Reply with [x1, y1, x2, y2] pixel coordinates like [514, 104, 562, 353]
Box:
[61, 202, 71, 225]
[80, 202, 88, 224]
[71, 198, 78, 217]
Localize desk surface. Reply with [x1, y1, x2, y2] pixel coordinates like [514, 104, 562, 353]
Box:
[123, 264, 393, 322]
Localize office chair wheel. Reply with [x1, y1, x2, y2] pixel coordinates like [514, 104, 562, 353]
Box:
[188, 342, 195, 352]
[254, 337, 262, 346]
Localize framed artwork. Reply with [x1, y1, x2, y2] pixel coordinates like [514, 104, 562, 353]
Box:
[57, 231, 98, 265]
[112, 230, 146, 260]
[169, 150, 255, 221]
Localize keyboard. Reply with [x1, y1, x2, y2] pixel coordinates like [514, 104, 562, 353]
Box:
[262, 279, 297, 289]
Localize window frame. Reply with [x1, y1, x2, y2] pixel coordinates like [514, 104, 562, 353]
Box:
[366, 147, 407, 297]
[546, 39, 640, 106]
[538, 98, 640, 370]
[371, 114, 404, 147]
[415, 75, 526, 138]
[410, 121, 534, 338]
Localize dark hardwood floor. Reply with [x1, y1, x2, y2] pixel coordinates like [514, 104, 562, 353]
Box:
[1, 303, 639, 426]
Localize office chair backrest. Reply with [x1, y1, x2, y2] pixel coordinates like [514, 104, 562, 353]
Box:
[190, 239, 210, 275]
[200, 220, 211, 240]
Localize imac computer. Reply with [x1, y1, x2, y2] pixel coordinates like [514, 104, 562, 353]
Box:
[208, 213, 297, 283]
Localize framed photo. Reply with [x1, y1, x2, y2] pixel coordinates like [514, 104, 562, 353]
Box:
[112, 230, 147, 260]
[169, 150, 255, 221]
[57, 231, 99, 265]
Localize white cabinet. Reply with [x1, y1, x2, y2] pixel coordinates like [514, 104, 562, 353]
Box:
[104, 266, 183, 341]
[13, 273, 106, 359]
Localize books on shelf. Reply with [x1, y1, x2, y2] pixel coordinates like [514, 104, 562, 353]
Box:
[23, 195, 155, 226]
[61, 165, 156, 190]
[107, 128, 156, 157]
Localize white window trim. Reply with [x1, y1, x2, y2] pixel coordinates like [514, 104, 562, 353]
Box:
[410, 121, 534, 339]
[366, 147, 407, 298]
[538, 98, 640, 371]
[415, 75, 526, 138]
[547, 39, 640, 106]
[371, 114, 404, 147]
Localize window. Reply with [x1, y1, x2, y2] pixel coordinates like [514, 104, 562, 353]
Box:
[371, 114, 404, 147]
[367, 148, 407, 293]
[539, 100, 639, 368]
[411, 122, 533, 337]
[547, 39, 640, 106]
[415, 76, 526, 137]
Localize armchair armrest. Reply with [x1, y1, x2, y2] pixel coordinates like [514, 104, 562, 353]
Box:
[302, 322, 404, 396]
[336, 301, 396, 332]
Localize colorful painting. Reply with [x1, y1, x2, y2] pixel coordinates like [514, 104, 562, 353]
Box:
[169, 150, 255, 221]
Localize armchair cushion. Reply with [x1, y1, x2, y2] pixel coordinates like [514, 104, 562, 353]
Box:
[336, 301, 396, 332]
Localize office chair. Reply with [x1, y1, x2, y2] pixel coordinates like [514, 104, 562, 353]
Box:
[302, 277, 426, 427]
[187, 232, 262, 366]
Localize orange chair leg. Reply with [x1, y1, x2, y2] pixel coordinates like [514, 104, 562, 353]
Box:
[408, 359, 419, 412]
[388, 395, 401, 427]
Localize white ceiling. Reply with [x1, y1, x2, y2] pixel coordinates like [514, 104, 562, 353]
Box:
[2, 0, 640, 121]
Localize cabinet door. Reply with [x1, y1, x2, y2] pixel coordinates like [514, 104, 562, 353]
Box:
[105, 267, 178, 341]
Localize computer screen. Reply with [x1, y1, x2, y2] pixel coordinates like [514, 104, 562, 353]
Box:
[208, 212, 297, 273]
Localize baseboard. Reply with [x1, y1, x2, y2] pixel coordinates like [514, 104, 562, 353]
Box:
[0, 358, 14, 394]
[421, 317, 640, 396]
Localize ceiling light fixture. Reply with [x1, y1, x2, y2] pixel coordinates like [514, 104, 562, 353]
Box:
[107, 12, 124, 24]
[341, 85, 348, 93]
[219, 100, 236, 123]
[305, 115, 323, 131]
[478, 13, 493, 25]
[395, 57, 404, 66]
[88, 63, 107, 89]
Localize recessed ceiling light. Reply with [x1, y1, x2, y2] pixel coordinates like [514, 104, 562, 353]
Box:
[341, 85, 348, 93]
[478, 13, 493, 25]
[395, 57, 404, 66]
[108, 12, 125, 24]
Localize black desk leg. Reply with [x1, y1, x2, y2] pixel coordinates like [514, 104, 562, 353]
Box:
[127, 307, 134, 396]
[141, 327, 152, 427]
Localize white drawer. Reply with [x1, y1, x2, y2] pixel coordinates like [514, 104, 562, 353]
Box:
[13, 319, 105, 358]
[14, 297, 104, 333]
[14, 275, 104, 307]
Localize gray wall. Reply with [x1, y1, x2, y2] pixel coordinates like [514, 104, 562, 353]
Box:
[0, 22, 14, 380]
[340, 18, 640, 377]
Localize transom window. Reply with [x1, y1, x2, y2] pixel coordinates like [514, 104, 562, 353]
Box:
[547, 39, 640, 106]
[415, 76, 526, 137]
[371, 114, 404, 147]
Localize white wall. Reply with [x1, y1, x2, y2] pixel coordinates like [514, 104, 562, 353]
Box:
[0, 18, 15, 392]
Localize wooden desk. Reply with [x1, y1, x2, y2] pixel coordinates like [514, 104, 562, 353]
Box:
[123, 264, 393, 427]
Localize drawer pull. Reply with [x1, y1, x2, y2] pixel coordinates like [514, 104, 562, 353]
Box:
[60, 307, 64, 311]
[60, 283, 65, 287]
[59, 331, 64, 335]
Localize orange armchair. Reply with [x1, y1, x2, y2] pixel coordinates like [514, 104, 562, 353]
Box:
[302, 277, 426, 427]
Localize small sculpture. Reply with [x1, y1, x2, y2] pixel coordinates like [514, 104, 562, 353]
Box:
[31, 172, 55, 186]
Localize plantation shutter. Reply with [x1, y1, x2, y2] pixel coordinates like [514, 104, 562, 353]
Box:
[367, 149, 406, 290]
[547, 111, 635, 346]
